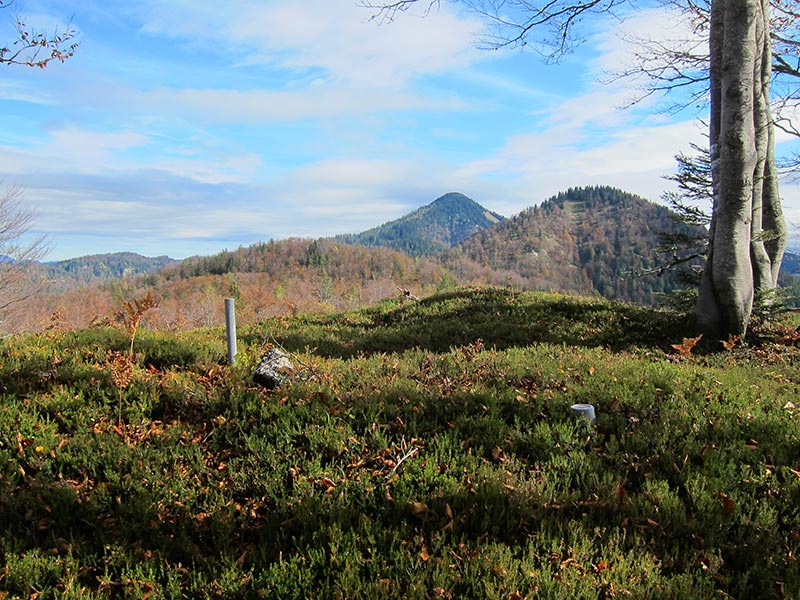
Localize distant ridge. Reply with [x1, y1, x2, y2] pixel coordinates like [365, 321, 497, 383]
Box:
[780, 250, 800, 280]
[338, 192, 505, 256]
[39, 252, 178, 289]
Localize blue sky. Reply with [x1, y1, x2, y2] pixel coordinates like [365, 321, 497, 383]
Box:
[2, 0, 799, 261]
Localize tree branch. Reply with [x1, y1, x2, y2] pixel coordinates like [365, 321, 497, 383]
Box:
[0, 12, 79, 68]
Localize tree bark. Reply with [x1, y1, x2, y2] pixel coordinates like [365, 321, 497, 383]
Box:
[695, 0, 786, 340]
[760, 0, 787, 287]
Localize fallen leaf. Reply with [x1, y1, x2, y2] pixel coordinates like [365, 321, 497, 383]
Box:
[492, 565, 508, 578]
[671, 334, 702, 356]
[721, 334, 741, 351]
[615, 483, 627, 503]
[491, 446, 505, 463]
[593, 560, 610, 573]
[409, 501, 428, 516]
[420, 546, 430, 561]
[717, 492, 737, 515]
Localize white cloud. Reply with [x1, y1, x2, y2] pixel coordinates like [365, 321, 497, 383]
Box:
[0, 126, 152, 181]
[591, 5, 706, 76]
[0, 81, 52, 105]
[133, 0, 485, 88]
[135, 85, 468, 123]
[155, 152, 266, 185]
[42, 127, 150, 166]
[456, 110, 706, 212]
[549, 86, 657, 131]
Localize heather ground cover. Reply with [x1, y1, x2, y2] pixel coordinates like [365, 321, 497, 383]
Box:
[1, 287, 798, 598]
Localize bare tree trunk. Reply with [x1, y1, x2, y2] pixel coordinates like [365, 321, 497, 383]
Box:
[760, 0, 787, 287]
[762, 135, 786, 286]
[751, 0, 774, 291]
[695, 0, 785, 340]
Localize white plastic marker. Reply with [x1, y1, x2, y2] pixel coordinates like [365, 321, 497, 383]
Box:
[570, 403, 596, 422]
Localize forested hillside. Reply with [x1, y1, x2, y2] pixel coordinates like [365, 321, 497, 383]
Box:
[445, 186, 706, 303]
[38, 252, 178, 290]
[166, 187, 706, 306]
[21, 239, 454, 332]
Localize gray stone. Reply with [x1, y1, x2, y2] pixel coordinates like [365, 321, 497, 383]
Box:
[253, 348, 294, 389]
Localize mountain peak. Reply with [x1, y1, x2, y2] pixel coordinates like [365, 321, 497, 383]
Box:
[431, 191, 478, 207]
[339, 192, 505, 256]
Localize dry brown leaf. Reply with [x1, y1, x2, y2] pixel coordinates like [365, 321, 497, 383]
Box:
[593, 560, 611, 573]
[615, 483, 627, 503]
[721, 334, 741, 351]
[409, 501, 428, 516]
[717, 492, 737, 515]
[671, 334, 703, 356]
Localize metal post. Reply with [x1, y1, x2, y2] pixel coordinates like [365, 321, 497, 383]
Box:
[225, 298, 237, 366]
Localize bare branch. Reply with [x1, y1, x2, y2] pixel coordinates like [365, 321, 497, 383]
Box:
[358, 0, 442, 24]
[362, 0, 630, 60]
[0, 9, 79, 68]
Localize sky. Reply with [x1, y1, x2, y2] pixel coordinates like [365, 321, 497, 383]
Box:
[1, 0, 799, 261]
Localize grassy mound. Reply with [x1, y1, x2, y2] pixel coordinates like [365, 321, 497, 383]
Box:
[1, 287, 798, 598]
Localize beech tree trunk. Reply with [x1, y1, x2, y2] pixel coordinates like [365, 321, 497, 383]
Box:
[695, 0, 787, 340]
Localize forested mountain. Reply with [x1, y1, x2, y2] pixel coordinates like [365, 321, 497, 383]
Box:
[444, 186, 707, 303]
[337, 192, 505, 256]
[38, 252, 178, 290]
[780, 250, 800, 277]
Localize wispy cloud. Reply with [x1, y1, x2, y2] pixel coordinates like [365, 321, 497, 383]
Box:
[134, 0, 485, 88]
[135, 86, 469, 123]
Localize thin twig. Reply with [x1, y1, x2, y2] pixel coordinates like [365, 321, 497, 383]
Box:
[387, 437, 420, 479]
